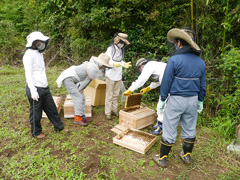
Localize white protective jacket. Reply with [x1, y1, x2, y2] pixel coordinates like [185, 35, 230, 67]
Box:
[56, 61, 102, 89]
[105, 45, 126, 81]
[129, 61, 167, 92]
[23, 49, 48, 95]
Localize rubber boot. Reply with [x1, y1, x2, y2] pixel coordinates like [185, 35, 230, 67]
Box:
[179, 138, 195, 165]
[153, 121, 162, 129]
[152, 126, 162, 135]
[153, 138, 173, 168]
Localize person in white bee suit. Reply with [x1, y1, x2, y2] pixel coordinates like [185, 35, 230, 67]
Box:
[23, 31, 69, 139]
[123, 58, 167, 135]
[104, 32, 132, 120]
[56, 53, 112, 125]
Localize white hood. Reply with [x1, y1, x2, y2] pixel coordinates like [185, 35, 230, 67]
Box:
[26, 31, 49, 47]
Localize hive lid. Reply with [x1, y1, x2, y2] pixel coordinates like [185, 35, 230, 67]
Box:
[124, 93, 142, 108]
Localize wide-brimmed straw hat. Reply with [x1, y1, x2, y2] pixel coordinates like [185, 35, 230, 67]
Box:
[114, 33, 130, 45]
[167, 28, 201, 51]
[92, 53, 113, 68]
[26, 31, 49, 47]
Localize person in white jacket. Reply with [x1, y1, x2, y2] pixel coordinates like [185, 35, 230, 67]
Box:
[123, 58, 167, 135]
[23, 31, 69, 139]
[56, 53, 112, 125]
[104, 32, 132, 120]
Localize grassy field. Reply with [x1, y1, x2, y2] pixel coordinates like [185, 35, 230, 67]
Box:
[0, 65, 239, 180]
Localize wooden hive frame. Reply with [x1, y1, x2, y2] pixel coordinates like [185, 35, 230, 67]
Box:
[113, 128, 158, 154]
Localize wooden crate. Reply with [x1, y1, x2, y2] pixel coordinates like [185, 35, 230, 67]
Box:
[119, 107, 155, 129]
[42, 96, 61, 118]
[118, 93, 156, 129]
[84, 79, 106, 106]
[113, 128, 158, 154]
[64, 95, 92, 118]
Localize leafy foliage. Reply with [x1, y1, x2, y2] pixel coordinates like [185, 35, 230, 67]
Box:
[0, 0, 239, 138]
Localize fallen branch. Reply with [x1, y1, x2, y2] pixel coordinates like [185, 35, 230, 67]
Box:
[46, 51, 60, 68]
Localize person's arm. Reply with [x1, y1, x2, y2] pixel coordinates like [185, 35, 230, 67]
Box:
[129, 65, 153, 92]
[160, 59, 175, 101]
[149, 82, 161, 90]
[23, 53, 37, 95]
[198, 66, 206, 101]
[105, 46, 115, 67]
[77, 76, 91, 91]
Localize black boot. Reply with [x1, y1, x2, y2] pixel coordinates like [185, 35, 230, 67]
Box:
[153, 138, 173, 168]
[179, 137, 195, 165]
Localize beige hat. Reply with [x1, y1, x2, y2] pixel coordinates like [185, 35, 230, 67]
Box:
[167, 28, 201, 51]
[92, 53, 113, 68]
[114, 33, 130, 45]
[136, 58, 148, 69]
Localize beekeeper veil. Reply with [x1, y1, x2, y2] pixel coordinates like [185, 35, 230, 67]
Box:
[26, 31, 49, 52]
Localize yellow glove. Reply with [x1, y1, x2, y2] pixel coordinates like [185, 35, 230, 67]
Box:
[140, 86, 151, 95]
[124, 62, 132, 69]
[123, 89, 133, 96]
[113, 62, 121, 68]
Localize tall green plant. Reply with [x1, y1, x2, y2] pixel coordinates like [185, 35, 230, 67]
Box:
[211, 47, 240, 138]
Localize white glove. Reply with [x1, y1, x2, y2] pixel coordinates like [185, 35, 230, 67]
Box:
[31, 90, 39, 101]
[158, 100, 165, 113]
[197, 101, 203, 113]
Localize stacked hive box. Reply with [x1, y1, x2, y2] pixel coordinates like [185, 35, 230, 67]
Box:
[63, 95, 91, 118]
[111, 93, 157, 154]
[42, 96, 61, 118]
[118, 93, 156, 130]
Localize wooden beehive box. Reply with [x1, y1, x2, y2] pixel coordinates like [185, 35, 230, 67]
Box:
[84, 79, 106, 106]
[119, 93, 156, 129]
[42, 96, 61, 118]
[113, 128, 158, 154]
[63, 94, 92, 118]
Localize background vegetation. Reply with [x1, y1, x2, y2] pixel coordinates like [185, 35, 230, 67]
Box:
[0, 1, 239, 177]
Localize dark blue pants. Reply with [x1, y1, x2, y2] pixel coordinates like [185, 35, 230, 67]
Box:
[26, 86, 64, 137]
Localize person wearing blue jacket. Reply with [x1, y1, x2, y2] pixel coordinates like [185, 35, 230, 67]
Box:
[153, 28, 206, 167]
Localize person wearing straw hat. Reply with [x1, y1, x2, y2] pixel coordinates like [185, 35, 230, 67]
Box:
[123, 57, 167, 135]
[104, 32, 132, 120]
[23, 31, 69, 139]
[152, 28, 206, 167]
[56, 53, 112, 125]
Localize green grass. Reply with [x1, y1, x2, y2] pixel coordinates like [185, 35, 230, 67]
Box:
[0, 65, 240, 180]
